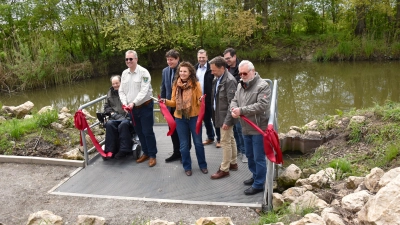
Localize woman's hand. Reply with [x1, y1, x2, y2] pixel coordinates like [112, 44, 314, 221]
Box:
[198, 95, 205, 102]
[159, 98, 166, 103]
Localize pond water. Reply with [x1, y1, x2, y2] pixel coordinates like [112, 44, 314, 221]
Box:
[1, 61, 399, 133]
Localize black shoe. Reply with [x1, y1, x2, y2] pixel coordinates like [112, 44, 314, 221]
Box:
[244, 187, 264, 195]
[115, 151, 129, 159]
[165, 154, 181, 162]
[243, 178, 254, 186]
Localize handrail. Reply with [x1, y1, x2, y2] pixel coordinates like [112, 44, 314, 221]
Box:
[263, 79, 279, 212]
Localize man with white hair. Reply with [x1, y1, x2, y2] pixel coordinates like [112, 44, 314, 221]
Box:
[230, 60, 271, 195]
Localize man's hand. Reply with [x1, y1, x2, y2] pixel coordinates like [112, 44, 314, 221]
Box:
[231, 107, 240, 118]
[222, 124, 230, 130]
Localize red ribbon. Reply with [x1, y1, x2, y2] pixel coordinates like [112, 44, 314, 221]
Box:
[196, 94, 206, 134]
[122, 105, 135, 126]
[240, 115, 283, 164]
[158, 95, 176, 136]
[74, 110, 111, 158]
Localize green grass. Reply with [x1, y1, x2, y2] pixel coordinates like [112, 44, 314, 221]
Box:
[329, 158, 352, 180]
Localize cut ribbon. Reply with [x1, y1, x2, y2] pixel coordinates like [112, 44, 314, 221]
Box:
[196, 94, 206, 134]
[74, 110, 111, 158]
[158, 95, 176, 136]
[240, 115, 283, 164]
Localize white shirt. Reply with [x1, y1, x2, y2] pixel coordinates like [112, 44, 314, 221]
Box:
[196, 64, 207, 95]
[119, 64, 153, 106]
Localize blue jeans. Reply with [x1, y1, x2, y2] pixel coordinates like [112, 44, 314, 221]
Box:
[233, 122, 245, 154]
[131, 101, 157, 158]
[175, 116, 207, 171]
[243, 134, 266, 189]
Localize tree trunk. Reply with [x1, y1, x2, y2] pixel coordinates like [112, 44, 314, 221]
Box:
[261, 0, 268, 34]
[355, 5, 366, 36]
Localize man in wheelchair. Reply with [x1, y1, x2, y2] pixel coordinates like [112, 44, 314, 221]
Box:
[99, 75, 140, 160]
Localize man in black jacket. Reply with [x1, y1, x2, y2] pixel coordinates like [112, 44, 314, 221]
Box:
[195, 49, 221, 148]
[103, 75, 133, 159]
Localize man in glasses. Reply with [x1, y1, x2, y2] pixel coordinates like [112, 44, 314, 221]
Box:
[194, 49, 220, 148]
[161, 49, 184, 162]
[119, 50, 158, 167]
[209, 56, 238, 180]
[223, 48, 247, 163]
[231, 60, 271, 195]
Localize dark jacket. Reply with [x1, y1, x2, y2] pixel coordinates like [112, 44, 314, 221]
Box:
[212, 69, 238, 127]
[104, 87, 127, 120]
[226, 58, 242, 83]
[194, 62, 214, 105]
[161, 63, 179, 110]
[230, 73, 271, 135]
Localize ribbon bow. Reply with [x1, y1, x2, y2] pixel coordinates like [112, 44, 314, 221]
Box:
[74, 110, 111, 158]
[122, 105, 135, 126]
[240, 115, 283, 164]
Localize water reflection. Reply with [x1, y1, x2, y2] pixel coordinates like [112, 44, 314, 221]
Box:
[1, 61, 399, 132]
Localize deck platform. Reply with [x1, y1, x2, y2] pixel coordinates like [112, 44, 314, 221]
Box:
[51, 125, 265, 208]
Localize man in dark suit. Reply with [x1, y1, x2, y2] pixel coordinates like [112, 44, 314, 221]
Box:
[161, 49, 182, 162]
[194, 49, 220, 148]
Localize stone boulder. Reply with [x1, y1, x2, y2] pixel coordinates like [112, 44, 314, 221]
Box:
[195, 217, 233, 225]
[63, 148, 84, 160]
[26, 210, 62, 225]
[364, 167, 384, 193]
[321, 207, 345, 225]
[346, 176, 365, 189]
[358, 174, 400, 225]
[278, 164, 303, 188]
[289, 213, 326, 225]
[377, 167, 400, 191]
[273, 193, 285, 208]
[76, 215, 105, 225]
[147, 219, 176, 225]
[2, 101, 34, 118]
[38, 106, 54, 114]
[307, 168, 335, 188]
[341, 190, 371, 213]
[282, 186, 307, 203]
[289, 191, 328, 212]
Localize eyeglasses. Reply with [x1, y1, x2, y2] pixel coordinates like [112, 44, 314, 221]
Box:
[224, 57, 232, 61]
[239, 72, 249, 76]
[125, 58, 135, 61]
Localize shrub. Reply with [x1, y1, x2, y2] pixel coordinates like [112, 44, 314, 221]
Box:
[35, 110, 58, 128]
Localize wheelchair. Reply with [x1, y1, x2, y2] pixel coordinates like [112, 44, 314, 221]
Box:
[97, 112, 142, 160]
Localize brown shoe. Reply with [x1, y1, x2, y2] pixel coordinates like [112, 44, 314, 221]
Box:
[149, 158, 156, 167]
[229, 163, 238, 171]
[211, 169, 230, 179]
[136, 155, 149, 163]
[203, 139, 214, 145]
[215, 142, 221, 148]
[185, 170, 192, 176]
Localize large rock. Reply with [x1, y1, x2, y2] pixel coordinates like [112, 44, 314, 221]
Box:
[76, 215, 105, 225]
[341, 190, 371, 213]
[63, 148, 84, 160]
[26, 210, 62, 225]
[307, 168, 335, 188]
[377, 167, 400, 191]
[282, 186, 307, 203]
[346, 176, 365, 189]
[289, 213, 326, 225]
[278, 164, 303, 188]
[273, 193, 285, 208]
[364, 167, 384, 193]
[2, 101, 34, 118]
[147, 219, 175, 225]
[289, 191, 328, 212]
[321, 207, 345, 225]
[195, 217, 233, 225]
[38, 106, 53, 114]
[358, 174, 400, 225]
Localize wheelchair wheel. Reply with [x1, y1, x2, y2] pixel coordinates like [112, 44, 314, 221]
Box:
[132, 145, 142, 160]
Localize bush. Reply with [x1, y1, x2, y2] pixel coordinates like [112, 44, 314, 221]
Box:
[35, 110, 58, 128]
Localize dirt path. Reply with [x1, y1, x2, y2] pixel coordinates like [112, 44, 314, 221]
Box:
[0, 163, 259, 225]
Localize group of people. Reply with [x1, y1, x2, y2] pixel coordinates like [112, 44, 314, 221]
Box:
[102, 48, 271, 195]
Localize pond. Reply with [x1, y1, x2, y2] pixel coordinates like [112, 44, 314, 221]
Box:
[1, 61, 399, 133]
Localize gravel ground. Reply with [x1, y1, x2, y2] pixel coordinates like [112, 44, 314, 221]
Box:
[0, 163, 260, 225]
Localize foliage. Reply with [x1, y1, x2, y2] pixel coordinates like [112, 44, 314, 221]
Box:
[35, 110, 58, 128]
[258, 202, 316, 224]
[347, 121, 365, 144]
[329, 158, 352, 180]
